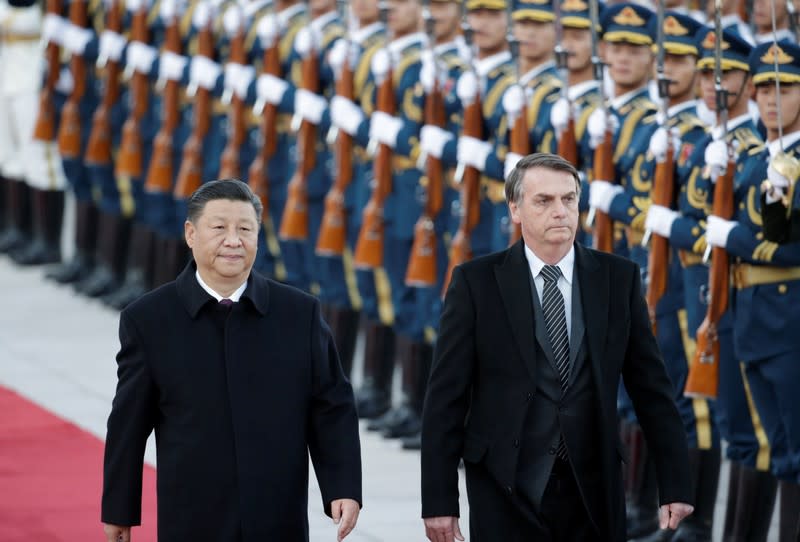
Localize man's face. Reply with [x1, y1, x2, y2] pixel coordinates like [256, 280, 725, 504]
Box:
[185, 199, 259, 286]
[562, 27, 592, 72]
[508, 167, 579, 251]
[754, 0, 787, 28]
[513, 19, 555, 64]
[756, 83, 800, 132]
[698, 69, 750, 112]
[429, 1, 460, 41]
[663, 53, 697, 98]
[309, 0, 336, 15]
[352, 0, 380, 25]
[605, 41, 654, 88]
[467, 8, 508, 52]
[388, 0, 421, 35]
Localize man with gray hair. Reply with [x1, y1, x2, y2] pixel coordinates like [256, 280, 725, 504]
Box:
[421, 153, 693, 541]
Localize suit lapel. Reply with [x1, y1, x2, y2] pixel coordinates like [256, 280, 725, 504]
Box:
[575, 245, 608, 385]
[494, 241, 538, 383]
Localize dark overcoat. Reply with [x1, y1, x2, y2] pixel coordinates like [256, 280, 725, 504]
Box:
[102, 263, 362, 541]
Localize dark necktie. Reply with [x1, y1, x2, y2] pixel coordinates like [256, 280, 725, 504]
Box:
[541, 264, 571, 460]
[219, 298, 234, 308]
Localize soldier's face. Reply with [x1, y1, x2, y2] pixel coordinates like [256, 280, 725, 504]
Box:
[467, 8, 508, 51]
[513, 19, 556, 64]
[561, 27, 592, 72]
[309, 0, 337, 15]
[753, 0, 787, 28]
[756, 83, 800, 134]
[388, 0, 422, 35]
[352, 0, 380, 25]
[509, 168, 579, 252]
[605, 41, 654, 89]
[698, 69, 751, 112]
[663, 53, 697, 99]
[429, 1, 460, 41]
[184, 199, 259, 287]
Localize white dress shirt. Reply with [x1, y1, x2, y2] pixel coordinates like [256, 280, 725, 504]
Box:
[524, 245, 575, 341]
[196, 271, 247, 302]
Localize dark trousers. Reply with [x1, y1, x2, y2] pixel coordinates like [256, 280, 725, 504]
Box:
[466, 459, 601, 542]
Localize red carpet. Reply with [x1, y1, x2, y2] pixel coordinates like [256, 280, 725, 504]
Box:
[0, 386, 157, 541]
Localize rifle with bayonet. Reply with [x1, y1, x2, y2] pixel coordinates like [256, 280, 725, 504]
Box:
[33, 0, 64, 142]
[57, 0, 89, 159]
[507, 36, 527, 247]
[219, 5, 248, 179]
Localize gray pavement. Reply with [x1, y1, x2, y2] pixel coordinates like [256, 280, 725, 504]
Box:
[0, 256, 778, 541]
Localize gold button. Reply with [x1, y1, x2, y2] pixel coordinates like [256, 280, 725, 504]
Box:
[628, 208, 636, 216]
[756, 232, 764, 240]
[740, 203, 745, 210]
[779, 284, 788, 294]
[692, 227, 699, 235]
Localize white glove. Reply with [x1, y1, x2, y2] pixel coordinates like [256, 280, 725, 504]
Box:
[257, 14, 278, 47]
[160, 0, 181, 21]
[645, 204, 679, 238]
[369, 111, 403, 148]
[505, 152, 523, 180]
[330, 95, 365, 136]
[706, 215, 737, 248]
[159, 51, 188, 81]
[126, 0, 146, 12]
[55, 66, 75, 94]
[649, 126, 681, 163]
[550, 96, 571, 137]
[328, 38, 349, 77]
[419, 49, 437, 94]
[224, 62, 255, 99]
[704, 139, 733, 182]
[42, 14, 67, 45]
[256, 73, 288, 105]
[294, 89, 327, 125]
[192, 1, 214, 29]
[127, 41, 158, 74]
[456, 70, 479, 105]
[589, 180, 623, 213]
[189, 55, 222, 90]
[765, 161, 791, 204]
[371, 47, 391, 82]
[587, 108, 619, 149]
[457, 136, 492, 172]
[502, 84, 525, 122]
[65, 24, 94, 55]
[420, 125, 454, 160]
[223, 4, 243, 36]
[99, 30, 127, 63]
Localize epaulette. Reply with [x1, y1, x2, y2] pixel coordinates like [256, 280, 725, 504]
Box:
[732, 125, 763, 153]
[617, 95, 657, 116]
[487, 62, 514, 81]
[747, 142, 767, 156]
[673, 111, 707, 136]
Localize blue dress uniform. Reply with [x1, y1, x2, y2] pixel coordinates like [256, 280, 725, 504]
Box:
[710, 40, 800, 534]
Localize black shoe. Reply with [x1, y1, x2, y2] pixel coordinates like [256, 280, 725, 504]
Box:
[102, 274, 148, 310]
[400, 433, 421, 451]
[10, 189, 64, 265]
[381, 404, 421, 439]
[75, 264, 121, 298]
[366, 406, 404, 432]
[0, 229, 28, 253]
[46, 252, 94, 284]
[357, 386, 391, 420]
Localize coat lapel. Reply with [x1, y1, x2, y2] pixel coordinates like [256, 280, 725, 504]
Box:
[575, 245, 608, 387]
[494, 241, 538, 383]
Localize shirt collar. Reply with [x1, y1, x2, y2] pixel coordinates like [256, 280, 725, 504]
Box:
[711, 113, 751, 140]
[195, 270, 248, 302]
[523, 244, 575, 286]
[277, 3, 305, 27]
[768, 130, 800, 156]
[352, 22, 383, 45]
[567, 80, 599, 101]
[474, 51, 512, 78]
[668, 99, 697, 118]
[755, 28, 794, 43]
[388, 32, 427, 58]
[519, 60, 556, 86]
[434, 35, 466, 56]
[611, 86, 648, 110]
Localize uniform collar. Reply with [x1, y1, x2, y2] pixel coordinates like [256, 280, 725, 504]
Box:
[195, 270, 247, 302]
[277, 3, 305, 27]
[434, 35, 466, 56]
[474, 50, 512, 78]
[755, 28, 794, 43]
[388, 31, 426, 58]
[567, 80, 599, 101]
[352, 22, 383, 45]
[768, 130, 800, 156]
[668, 99, 697, 118]
[611, 86, 648, 110]
[519, 60, 556, 86]
[523, 244, 575, 286]
[711, 113, 752, 140]
[310, 9, 338, 34]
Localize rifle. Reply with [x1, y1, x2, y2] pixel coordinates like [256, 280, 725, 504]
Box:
[33, 0, 64, 142]
[441, 24, 481, 294]
[247, 14, 282, 219]
[144, 6, 182, 193]
[116, 4, 150, 178]
[588, 0, 614, 253]
[553, 0, 577, 166]
[406, 4, 444, 285]
[174, 18, 214, 199]
[219, 6, 248, 179]
[507, 38, 528, 247]
[685, 0, 730, 400]
[278, 29, 320, 241]
[85, 0, 123, 165]
[57, 0, 89, 159]
[643, 1, 673, 331]
[353, 36, 394, 268]
[317, 1, 354, 257]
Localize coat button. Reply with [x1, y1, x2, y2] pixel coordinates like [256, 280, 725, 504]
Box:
[505, 486, 513, 495]
[525, 392, 533, 401]
[513, 439, 520, 448]
[549, 447, 556, 455]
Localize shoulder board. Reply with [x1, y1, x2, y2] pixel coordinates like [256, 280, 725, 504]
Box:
[487, 62, 514, 81]
[393, 49, 422, 88]
[731, 125, 764, 152]
[747, 142, 767, 156]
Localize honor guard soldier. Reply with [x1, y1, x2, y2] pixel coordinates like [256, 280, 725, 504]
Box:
[326, 0, 396, 420]
[1, 0, 69, 266]
[44, 0, 103, 286]
[753, 0, 798, 44]
[633, 12, 718, 542]
[705, 39, 800, 540]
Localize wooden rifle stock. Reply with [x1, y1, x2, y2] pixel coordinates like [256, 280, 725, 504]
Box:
[591, 126, 615, 253]
[219, 27, 248, 179]
[441, 91, 482, 295]
[144, 15, 182, 193]
[353, 65, 395, 268]
[316, 51, 355, 257]
[34, 0, 64, 142]
[116, 8, 150, 178]
[57, 0, 88, 159]
[559, 115, 578, 165]
[645, 143, 675, 331]
[278, 45, 320, 240]
[247, 33, 281, 218]
[684, 157, 735, 400]
[174, 23, 214, 199]
[85, 0, 123, 165]
[507, 95, 530, 247]
[405, 77, 446, 286]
